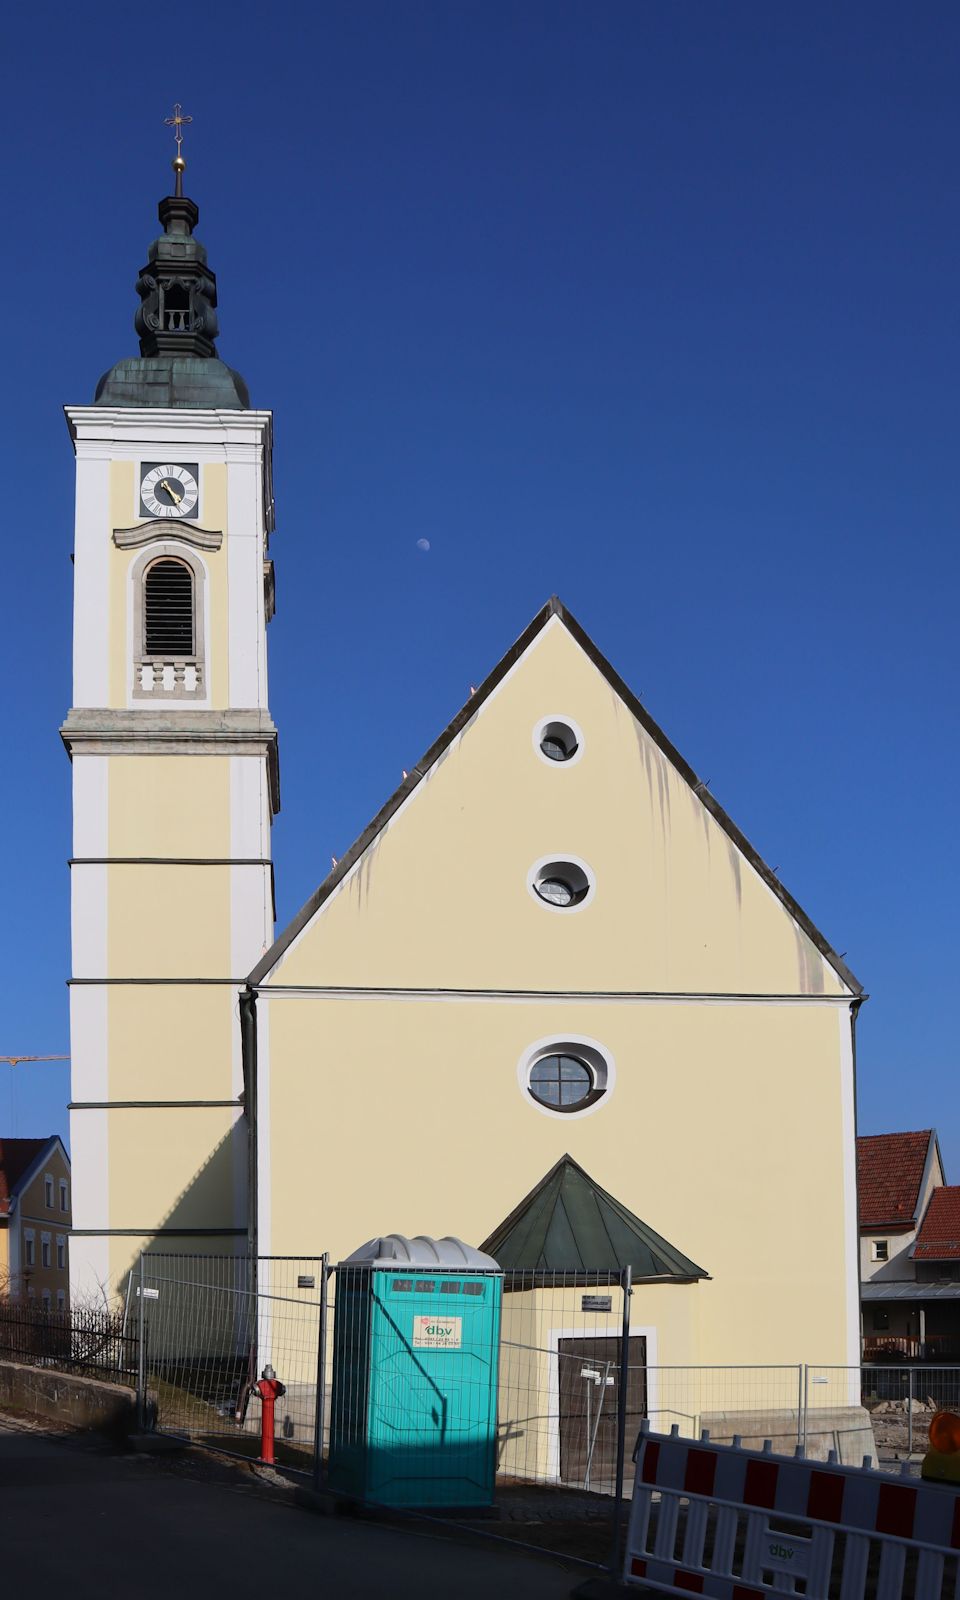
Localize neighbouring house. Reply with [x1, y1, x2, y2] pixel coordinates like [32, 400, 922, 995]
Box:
[0, 1137, 72, 1311]
[858, 1128, 960, 1360]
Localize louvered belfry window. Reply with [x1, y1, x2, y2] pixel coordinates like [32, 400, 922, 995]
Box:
[144, 558, 195, 657]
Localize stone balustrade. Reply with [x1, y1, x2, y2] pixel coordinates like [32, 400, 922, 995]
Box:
[134, 658, 204, 698]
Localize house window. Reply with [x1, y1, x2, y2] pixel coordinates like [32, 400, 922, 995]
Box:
[59, 1180, 68, 1213]
[41, 1235, 51, 1268]
[44, 1174, 54, 1208]
[872, 1240, 889, 1263]
[872, 1309, 890, 1331]
[56, 1237, 66, 1270]
[56, 1290, 65, 1311]
[24, 1230, 35, 1267]
[41, 1289, 51, 1311]
[918, 1260, 960, 1283]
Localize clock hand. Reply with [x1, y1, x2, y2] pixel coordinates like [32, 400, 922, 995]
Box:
[159, 479, 183, 505]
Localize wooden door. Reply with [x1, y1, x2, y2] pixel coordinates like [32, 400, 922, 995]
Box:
[557, 1335, 646, 1493]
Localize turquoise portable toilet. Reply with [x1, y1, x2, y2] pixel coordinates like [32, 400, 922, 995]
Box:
[328, 1235, 502, 1508]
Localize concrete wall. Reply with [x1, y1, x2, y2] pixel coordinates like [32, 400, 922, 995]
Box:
[0, 1359, 139, 1436]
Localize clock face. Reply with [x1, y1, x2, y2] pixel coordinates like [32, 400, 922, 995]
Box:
[140, 462, 200, 520]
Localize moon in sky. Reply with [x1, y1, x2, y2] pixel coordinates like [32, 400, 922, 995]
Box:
[416, 538, 431, 552]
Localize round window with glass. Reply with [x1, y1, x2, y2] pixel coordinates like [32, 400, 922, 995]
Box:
[527, 1052, 603, 1112]
[534, 717, 583, 767]
[530, 858, 592, 910]
[541, 727, 576, 762]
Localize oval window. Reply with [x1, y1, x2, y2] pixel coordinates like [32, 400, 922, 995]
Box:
[528, 1053, 600, 1112]
[518, 1036, 613, 1119]
[530, 859, 592, 909]
[538, 719, 580, 763]
[536, 876, 576, 907]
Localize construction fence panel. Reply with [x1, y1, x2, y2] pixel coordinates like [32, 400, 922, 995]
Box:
[131, 1253, 960, 1572]
[807, 1364, 960, 1473]
[642, 1364, 805, 1457]
[138, 1253, 325, 1468]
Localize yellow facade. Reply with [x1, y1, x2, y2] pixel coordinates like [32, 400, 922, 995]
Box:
[65, 409, 276, 1300]
[269, 620, 846, 997]
[255, 611, 860, 1377]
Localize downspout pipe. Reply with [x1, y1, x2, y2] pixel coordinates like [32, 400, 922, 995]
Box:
[239, 986, 258, 1265]
[239, 984, 259, 1398]
[850, 993, 866, 1360]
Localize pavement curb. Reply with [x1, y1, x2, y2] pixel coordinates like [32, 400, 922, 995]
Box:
[292, 1484, 338, 1516]
[127, 1431, 188, 1455]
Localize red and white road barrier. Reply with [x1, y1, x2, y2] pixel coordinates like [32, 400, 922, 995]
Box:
[624, 1421, 960, 1598]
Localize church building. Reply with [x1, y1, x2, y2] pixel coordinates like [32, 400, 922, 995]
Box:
[62, 153, 865, 1435]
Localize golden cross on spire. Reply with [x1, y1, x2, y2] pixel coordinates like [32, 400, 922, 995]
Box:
[164, 103, 193, 195]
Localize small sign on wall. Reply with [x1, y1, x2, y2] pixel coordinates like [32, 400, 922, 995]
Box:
[582, 1295, 613, 1313]
[412, 1315, 462, 1350]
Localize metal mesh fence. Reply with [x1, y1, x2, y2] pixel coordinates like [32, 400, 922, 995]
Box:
[495, 1269, 630, 1495]
[132, 1253, 960, 1568]
[642, 1364, 804, 1454]
[137, 1253, 325, 1468]
[810, 1364, 960, 1474]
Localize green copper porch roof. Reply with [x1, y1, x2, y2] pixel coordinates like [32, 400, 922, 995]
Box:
[480, 1154, 709, 1280]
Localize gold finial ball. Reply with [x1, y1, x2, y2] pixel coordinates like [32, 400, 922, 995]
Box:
[172, 155, 187, 173]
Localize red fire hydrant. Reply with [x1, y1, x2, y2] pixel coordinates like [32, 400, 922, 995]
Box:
[251, 1364, 286, 1465]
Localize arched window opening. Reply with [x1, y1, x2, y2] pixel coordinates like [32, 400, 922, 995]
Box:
[144, 558, 195, 657]
[161, 281, 192, 333]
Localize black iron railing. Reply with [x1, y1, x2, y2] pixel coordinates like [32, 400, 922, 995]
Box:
[0, 1301, 138, 1386]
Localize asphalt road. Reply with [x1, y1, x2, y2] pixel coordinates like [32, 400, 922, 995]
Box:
[0, 1418, 580, 1599]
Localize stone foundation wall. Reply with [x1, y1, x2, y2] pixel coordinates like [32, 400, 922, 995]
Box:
[0, 1359, 142, 1436]
[698, 1406, 877, 1467]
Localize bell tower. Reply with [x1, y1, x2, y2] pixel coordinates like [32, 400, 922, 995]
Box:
[61, 128, 279, 1301]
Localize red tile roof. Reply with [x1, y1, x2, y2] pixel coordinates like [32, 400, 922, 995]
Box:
[0, 1138, 52, 1217]
[857, 1130, 932, 1230]
[915, 1187, 960, 1261]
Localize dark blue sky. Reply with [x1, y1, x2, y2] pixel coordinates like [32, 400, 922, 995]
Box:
[3, 2, 958, 1168]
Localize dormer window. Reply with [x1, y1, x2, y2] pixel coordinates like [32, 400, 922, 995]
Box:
[132, 546, 206, 699]
[872, 1240, 889, 1262]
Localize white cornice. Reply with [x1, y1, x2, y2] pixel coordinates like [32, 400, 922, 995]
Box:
[64, 406, 273, 456]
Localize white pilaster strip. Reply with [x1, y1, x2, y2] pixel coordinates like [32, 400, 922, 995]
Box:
[72, 453, 110, 708]
[72, 755, 109, 857]
[70, 867, 108, 980]
[256, 995, 271, 1259]
[226, 455, 264, 709]
[838, 1004, 861, 1380]
[69, 754, 110, 1303]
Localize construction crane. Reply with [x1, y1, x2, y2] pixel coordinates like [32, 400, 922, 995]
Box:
[0, 1056, 70, 1137]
